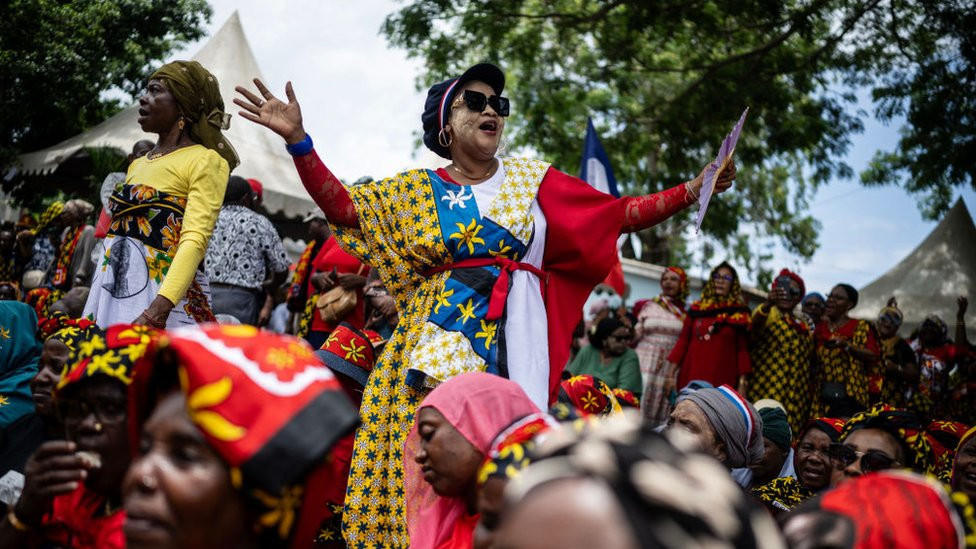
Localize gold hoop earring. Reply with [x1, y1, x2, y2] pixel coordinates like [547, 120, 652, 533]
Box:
[178, 116, 185, 131]
[94, 422, 103, 432]
[438, 128, 452, 148]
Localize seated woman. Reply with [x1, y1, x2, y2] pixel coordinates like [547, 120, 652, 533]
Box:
[406, 372, 543, 549]
[0, 324, 152, 549]
[0, 314, 98, 501]
[951, 426, 976, 500]
[123, 325, 359, 549]
[752, 417, 846, 514]
[566, 317, 641, 396]
[828, 405, 927, 488]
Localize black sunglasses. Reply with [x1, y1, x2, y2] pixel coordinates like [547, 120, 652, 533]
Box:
[457, 90, 510, 117]
[829, 443, 898, 473]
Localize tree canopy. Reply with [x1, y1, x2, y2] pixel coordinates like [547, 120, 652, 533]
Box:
[1, 0, 212, 205]
[382, 0, 975, 282]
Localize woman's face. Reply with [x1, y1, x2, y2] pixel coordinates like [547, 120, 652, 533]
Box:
[795, 428, 833, 490]
[877, 316, 898, 338]
[138, 79, 181, 135]
[712, 266, 734, 297]
[123, 391, 251, 549]
[832, 429, 903, 486]
[60, 377, 131, 495]
[951, 436, 976, 499]
[666, 400, 726, 465]
[660, 270, 682, 298]
[825, 286, 853, 319]
[414, 406, 484, 498]
[31, 338, 69, 418]
[447, 80, 506, 162]
[602, 326, 632, 357]
[802, 297, 825, 320]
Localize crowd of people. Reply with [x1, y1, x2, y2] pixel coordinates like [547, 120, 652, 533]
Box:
[0, 58, 973, 549]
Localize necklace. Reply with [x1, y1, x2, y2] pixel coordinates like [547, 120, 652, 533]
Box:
[146, 144, 184, 160]
[449, 159, 497, 181]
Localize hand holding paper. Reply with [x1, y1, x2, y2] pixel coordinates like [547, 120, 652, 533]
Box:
[696, 107, 748, 233]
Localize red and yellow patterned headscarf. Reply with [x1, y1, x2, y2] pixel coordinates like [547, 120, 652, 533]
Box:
[559, 374, 622, 417]
[130, 325, 359, 548]
[55, 324, 156, 393]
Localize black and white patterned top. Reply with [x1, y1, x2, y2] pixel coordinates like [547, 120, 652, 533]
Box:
[205, 205, 289, 290]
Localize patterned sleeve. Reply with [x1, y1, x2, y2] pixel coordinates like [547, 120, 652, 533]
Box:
[258, 215, 290, 275]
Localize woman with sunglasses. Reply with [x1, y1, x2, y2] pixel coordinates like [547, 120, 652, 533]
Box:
[815, 283, 881, 415]
[669, 261, 752, 393]
[235, 62, 736, 549]
[566, 317, 641, 396]
[746, 268, 815, 434]
[828, 405, 926, 487]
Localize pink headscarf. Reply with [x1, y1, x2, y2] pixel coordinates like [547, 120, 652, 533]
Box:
[404, 372, 541, 549]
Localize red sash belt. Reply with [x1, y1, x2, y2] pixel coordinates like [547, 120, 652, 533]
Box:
[423, 257, 548, 321]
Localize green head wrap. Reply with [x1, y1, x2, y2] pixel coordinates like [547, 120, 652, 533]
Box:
[150, 60, 239, 170]
[758, 406, 792, 452]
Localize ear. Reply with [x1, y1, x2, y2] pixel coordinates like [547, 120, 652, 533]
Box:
[715, 439, 728, 466]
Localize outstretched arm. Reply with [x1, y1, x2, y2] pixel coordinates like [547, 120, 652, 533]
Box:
[621, 161, 736, 233]
[235, 79, 358, 228]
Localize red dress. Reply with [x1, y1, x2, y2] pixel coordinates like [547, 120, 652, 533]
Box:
[671, 313, 751, 389]
[42, 484, 124, 549]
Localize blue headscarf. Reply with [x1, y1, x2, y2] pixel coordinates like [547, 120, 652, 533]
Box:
[0, 302, 41, 427]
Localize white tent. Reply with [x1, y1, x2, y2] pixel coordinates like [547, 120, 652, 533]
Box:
[16, 11, 315, 219]
[852, 198, 976, 339]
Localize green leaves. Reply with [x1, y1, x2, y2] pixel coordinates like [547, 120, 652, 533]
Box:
[1, 0, 211, 207]
[382, 0, 973, 276]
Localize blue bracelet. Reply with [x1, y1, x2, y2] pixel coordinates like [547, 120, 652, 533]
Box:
[285, 133, 314, 156]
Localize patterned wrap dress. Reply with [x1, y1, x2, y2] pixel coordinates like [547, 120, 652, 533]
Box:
[814, 319, 880, 413]
[329, 156, 632, 549]
[635, 297, 684, 425]
[747, 306, 815, 434]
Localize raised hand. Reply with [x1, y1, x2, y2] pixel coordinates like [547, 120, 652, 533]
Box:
[234, 79, 306, 144]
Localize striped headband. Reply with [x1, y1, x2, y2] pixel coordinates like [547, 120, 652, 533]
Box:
[717, 384, 756, 446]
[437, 78, 461, 132]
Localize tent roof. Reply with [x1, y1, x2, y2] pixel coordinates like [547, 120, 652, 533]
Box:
[16, 11, 315, 218]
[852, 198, 976, 337]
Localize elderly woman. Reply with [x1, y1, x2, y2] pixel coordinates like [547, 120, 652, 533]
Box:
[83, 60, 237, 329]
[752, 417, 845, 514]
[747, 268, 815, 434]
[666, 384, 764, 471]
[123, 325, 358, 549]
[634, 266, 688, 425]
[236, 62, 737, 547]
[669, 261, 751, 391]
[0, 325, 151, 549]
[495, 414, 784, 549]
[406, 372, 543, 549]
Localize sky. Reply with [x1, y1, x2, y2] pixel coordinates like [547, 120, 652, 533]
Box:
[174, 0, 975, 295]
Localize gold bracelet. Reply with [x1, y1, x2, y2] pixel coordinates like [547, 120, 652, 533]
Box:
[7, 508, 29, 532]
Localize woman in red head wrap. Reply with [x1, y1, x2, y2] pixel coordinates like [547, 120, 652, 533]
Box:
[634, 266, 688, 426]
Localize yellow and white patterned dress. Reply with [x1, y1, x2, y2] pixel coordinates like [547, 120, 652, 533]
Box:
[333, 158, 550, 548]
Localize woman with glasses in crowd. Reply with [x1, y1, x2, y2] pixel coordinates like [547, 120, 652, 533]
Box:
[566, 316, 642, 396]
[669, 261, 752, 393]
[0, 325, 151, 549]
[828, 405, 927, 488]
[815, 283, 880, 415]
[746, 268, 815, 434]
[235, 62, 736, 548]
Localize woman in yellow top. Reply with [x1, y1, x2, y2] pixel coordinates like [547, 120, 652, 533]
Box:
[83, 60, 238, 328]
